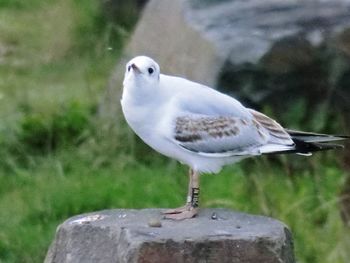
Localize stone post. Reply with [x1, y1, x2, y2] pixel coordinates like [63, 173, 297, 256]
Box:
[45, 208, 295, 263]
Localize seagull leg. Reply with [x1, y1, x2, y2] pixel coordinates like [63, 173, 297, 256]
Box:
[163, 169, 199, 220]
[163, 169, 193, 214]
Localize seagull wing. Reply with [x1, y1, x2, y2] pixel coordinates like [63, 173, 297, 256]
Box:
[165, 89, 294, 157]
[173, 114, 267, 156]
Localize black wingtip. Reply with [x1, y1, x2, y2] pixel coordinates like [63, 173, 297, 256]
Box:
[286, 129, 350, 140]
[293, 138, 345, 154]
[264, 139, 345, 156]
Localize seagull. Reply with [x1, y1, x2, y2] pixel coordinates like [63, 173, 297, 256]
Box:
[121, 55, 348, 220]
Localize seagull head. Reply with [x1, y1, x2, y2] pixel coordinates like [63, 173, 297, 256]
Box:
[123, 56, 160, 89]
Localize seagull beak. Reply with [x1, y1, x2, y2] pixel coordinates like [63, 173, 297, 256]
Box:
[131, 63, 141, 74]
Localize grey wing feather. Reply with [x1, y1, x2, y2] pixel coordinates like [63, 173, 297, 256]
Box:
[248, 109, 293, 145]
[169, 89, 295, 156]
[173, 114, 268, 156]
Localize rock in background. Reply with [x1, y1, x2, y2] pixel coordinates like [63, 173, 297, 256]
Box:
[99, 0, 221, 121]
[99, 0, 350, 121]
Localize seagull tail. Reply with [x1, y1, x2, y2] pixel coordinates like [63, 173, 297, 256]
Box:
[286, 129, 349, 155]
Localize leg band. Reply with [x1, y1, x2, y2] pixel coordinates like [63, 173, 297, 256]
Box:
[191, 187, 200, 208]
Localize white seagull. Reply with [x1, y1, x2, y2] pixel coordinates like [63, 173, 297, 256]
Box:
[121, 56, 348, 220]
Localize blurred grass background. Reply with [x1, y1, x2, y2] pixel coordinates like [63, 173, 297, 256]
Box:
[0, 0, 349, 262]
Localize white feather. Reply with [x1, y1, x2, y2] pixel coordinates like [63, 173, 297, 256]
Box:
[121, 56, 296, 173]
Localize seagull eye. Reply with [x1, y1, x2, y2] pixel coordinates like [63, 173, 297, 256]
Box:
[148, 67, 154, 74]
[127, 65, 131, 72]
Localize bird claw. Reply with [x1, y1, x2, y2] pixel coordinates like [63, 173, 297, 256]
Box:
[163, 207, 198, 220]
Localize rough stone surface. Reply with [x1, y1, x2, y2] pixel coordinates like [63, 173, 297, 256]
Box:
[186, 0, 350, 64]
[45, 208, 295, 263]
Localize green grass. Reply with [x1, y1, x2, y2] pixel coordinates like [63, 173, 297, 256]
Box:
[1, 149, 349, 262]
[0, 0, 350, 262]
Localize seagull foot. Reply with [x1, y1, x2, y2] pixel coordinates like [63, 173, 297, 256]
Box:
[163, 207, 198, 220]
[162, 204, 191, 215]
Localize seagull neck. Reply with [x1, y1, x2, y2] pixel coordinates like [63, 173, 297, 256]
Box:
[123, 83, 163, 107]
